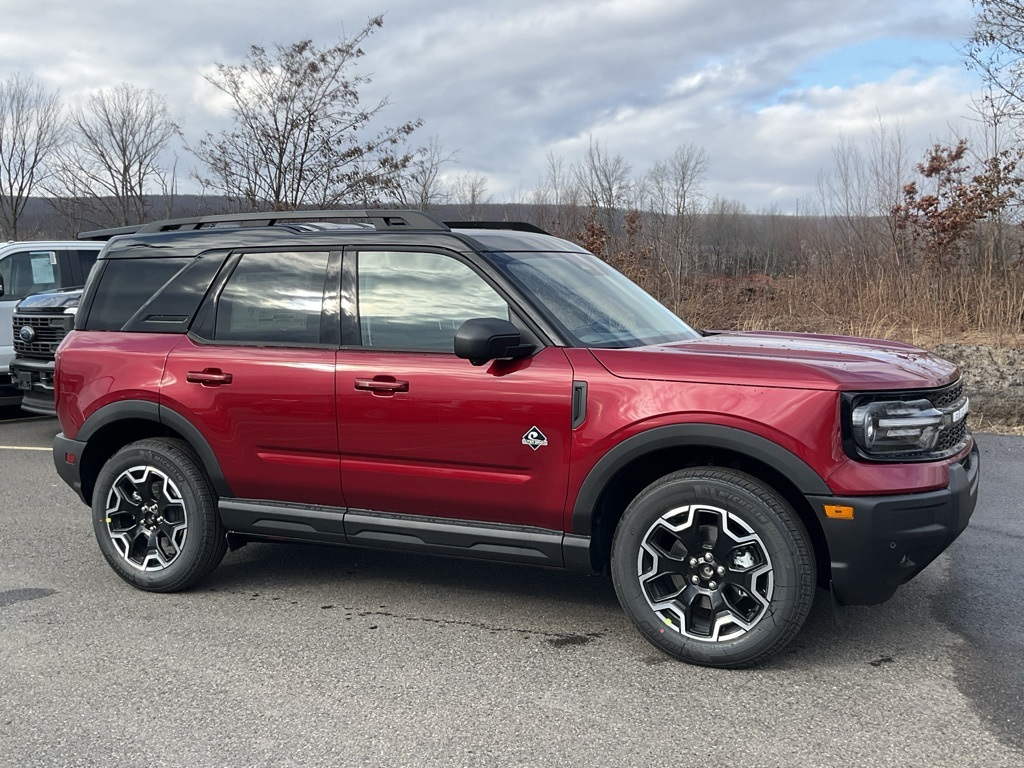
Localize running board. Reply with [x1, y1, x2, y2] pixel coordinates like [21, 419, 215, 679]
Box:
[346, 509, 562, 566]
[218, 500, 583, 569]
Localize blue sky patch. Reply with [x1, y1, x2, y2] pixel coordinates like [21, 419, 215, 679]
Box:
[792, 38, 969, 91]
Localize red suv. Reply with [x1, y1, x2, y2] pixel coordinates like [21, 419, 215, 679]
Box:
[52, 210, 979, 667]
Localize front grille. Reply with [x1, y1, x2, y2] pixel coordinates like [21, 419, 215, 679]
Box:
[930, 381, 964, 408]
[891, 507, 937, 532]
[935, 420, 968, 453]
[12, 314, 70, 359]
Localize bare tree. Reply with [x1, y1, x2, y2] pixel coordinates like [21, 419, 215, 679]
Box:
[818, 134, 874, 258]
[816, 118, 911, 265]
[392, 135, 457, 210]
[702, 196, 748, 274]
[448, 171, 491, 220]
[45, 83, 178, 228]
[572, 138, 632, 246]
[190, 17, 423, 211]
[867, 118, 912, 262]
[966, 0, 1024, 127]
[965, 86, 1024, 268]
[530, 151, 582, 238]
[643, 143, 710, 306]
[0, 73, 63, 239]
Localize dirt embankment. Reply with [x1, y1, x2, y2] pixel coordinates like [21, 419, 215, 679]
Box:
[931, 344, 1024, 434]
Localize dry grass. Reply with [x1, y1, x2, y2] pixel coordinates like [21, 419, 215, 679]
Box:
[676, 269, 1024, 350]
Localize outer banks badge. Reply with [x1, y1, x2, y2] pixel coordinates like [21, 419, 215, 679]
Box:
[522, 426, 548, 451]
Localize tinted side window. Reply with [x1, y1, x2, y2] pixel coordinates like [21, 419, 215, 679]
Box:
[86, 259, 191, 330]
[0, 250, 62, 301]
[214, 251, 330, 345]
[356, 251, 509, 351]
[76, 250, 100, 282]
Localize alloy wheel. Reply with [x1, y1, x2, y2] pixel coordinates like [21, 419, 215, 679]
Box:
[637, 503, 774, 642]
[104, 465, 189, 571]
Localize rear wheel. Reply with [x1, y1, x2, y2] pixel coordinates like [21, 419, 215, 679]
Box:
[92, 438, 226, 592]
[611, 467, 815, 667]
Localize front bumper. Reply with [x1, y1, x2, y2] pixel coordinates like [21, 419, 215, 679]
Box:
[808, 443, 980, 605]
[0, 371, 21, 407]
[53, 432, 87, 503]
[11, 358, 56, 416]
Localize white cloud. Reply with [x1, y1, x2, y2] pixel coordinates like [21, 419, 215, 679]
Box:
[0, 0, 983, 210]
[190, 68, 236, 119]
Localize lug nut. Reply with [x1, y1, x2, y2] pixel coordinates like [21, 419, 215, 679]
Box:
[690, 575, 699, 584]
[704, 552, 713, 562]
[716, 566, 726, 576]
[688, 557, 698, 567]
[708, 581, 718, 589]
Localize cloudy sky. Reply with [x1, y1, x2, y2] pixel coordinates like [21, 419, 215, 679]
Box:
[1, 0, 983, 211]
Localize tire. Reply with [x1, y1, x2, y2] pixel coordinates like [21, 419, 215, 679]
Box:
[91, 438, 227, 592]
[611, 467, 815, 668]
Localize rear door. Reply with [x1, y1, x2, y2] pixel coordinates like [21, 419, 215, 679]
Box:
[335, 248, 574, 531]
[161, 248, 342, 507]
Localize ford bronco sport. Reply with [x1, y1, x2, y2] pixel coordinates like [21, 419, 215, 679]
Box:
[51, 209, 979, 667]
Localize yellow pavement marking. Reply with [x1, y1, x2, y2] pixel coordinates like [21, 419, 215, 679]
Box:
[0, 446, 50, 451]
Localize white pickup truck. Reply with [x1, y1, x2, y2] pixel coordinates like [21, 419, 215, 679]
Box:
[0, 241, 103, 406]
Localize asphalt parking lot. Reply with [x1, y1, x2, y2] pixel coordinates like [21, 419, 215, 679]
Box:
[0, 408, 1022, 767]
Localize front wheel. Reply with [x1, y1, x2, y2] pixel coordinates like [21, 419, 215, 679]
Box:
[91, 438, 227, 592]
[611, 468, 816, 667]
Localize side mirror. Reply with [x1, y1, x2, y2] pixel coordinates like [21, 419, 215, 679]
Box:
[455, 318, 534, 366]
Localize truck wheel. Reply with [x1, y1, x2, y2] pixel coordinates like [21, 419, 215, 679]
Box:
[91, 438, 227, 592]
[611, 467, 815, 667]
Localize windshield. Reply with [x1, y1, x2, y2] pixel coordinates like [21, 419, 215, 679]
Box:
[488, 250, 699, 348]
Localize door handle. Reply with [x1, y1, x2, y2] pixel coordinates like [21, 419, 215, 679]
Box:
[354, 376, 409, 394]
[186, 369, 233, 387]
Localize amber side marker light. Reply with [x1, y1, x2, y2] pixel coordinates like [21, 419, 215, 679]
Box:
[824, 504, 854, 519]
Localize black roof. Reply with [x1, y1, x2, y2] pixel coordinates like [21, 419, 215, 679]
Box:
[77, 209, 581, 257]
[79, 209, 553, 241]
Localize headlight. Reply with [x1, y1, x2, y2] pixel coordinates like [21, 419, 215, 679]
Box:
[851, 398, 944, 455]
[845, 381, 970, 461]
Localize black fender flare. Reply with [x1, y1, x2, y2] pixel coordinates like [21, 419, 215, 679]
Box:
[570, 423, 832, 536]
[77, 399, 233, 498]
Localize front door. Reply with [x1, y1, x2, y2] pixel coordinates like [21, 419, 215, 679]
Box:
[336, 249, 574, 530]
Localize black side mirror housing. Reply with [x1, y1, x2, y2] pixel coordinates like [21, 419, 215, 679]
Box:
[454, 318, 534, 366]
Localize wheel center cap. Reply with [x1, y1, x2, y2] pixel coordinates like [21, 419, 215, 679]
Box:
[700, 564, 715, 578]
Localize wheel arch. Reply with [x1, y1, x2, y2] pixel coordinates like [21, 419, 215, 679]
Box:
[76, 400, 232, 505]
[573, 424, 832, 585]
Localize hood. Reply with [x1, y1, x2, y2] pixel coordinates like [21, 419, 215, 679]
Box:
[590, 331, 959, 392]
[16, 287, 83, 311]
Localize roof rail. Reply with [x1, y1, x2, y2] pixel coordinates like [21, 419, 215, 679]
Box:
[78, 209, 449, 241]
[446, 221, 551, 235]
[78, 224, 143, 241]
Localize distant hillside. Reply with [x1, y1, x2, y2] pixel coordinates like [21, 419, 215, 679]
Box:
[10, 198, 569, 240]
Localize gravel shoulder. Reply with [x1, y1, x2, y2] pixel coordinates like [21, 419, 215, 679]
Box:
[931, 344, 1024, 434]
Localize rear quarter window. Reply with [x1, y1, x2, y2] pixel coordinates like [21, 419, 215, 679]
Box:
[84, 258, 191, 331]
